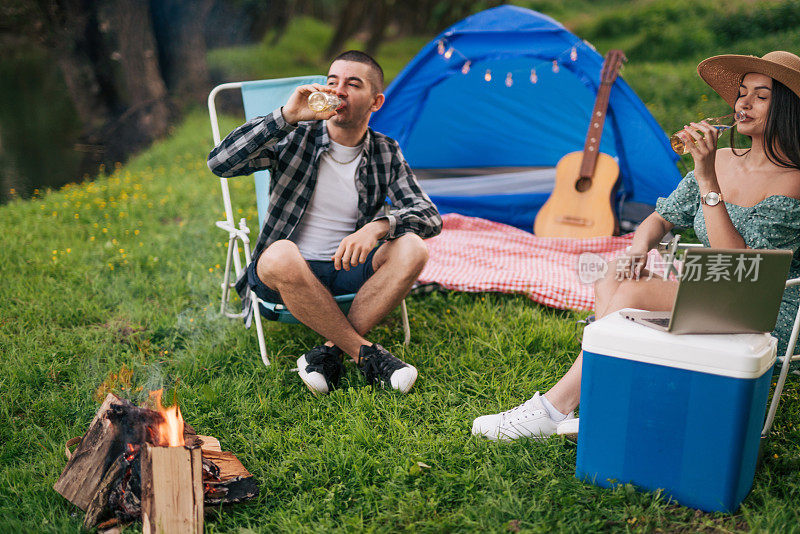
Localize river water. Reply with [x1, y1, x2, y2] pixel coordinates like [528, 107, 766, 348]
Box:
[0, 49, 85, 204]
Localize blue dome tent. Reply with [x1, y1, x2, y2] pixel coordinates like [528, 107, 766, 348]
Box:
[370, 5, 682, 231]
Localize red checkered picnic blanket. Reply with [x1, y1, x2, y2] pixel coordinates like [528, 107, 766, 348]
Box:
[418, 214, 636, 311]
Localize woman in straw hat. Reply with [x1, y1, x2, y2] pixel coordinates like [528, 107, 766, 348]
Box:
[472, 51, 800, 441]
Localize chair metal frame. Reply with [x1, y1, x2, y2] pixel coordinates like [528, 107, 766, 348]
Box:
[207, 80, 410, 368]
[658, 235, 800, 437]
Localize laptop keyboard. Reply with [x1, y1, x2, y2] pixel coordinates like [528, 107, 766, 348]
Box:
[644, 317, 671, 327]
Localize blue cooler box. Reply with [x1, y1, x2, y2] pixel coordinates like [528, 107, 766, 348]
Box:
[576, 310, 776, 513]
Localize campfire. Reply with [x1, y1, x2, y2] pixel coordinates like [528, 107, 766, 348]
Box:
[54, 393, 258, 532]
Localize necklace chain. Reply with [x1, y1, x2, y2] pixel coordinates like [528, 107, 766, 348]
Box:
[327, 147, 362, 165]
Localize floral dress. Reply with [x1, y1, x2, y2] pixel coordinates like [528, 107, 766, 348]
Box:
[655, 170, 800, 356]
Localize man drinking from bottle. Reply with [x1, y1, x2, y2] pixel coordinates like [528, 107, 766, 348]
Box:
[207, 50, 441, 395]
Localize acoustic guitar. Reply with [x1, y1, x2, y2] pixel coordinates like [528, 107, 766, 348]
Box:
[534, 49, 627, 238]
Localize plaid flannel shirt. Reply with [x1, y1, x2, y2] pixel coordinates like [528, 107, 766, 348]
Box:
[207, 108, 442, 320]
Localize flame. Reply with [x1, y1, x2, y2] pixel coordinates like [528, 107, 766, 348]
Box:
[149, 389, 185, 447]
[124, 443, 137, 461]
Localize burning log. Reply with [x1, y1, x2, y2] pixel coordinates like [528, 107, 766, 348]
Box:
[54, 392, 258, 530]
[83, 444, 142, 529]
[140, 444, 203, 534]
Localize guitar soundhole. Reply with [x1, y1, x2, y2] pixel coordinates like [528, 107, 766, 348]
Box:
[575, 177, 592, 192]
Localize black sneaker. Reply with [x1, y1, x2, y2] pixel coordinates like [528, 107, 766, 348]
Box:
[358, 344, 418, 393]
[297, 345, 344, 394]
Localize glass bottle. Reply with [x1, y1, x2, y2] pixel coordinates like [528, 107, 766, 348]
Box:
[670, 111, 746, 155]
[308, 91, 341, 113]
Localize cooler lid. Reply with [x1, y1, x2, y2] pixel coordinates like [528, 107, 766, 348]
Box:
[582, 310, 777, 379]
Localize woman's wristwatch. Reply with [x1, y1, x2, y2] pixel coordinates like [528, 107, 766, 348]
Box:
[701, 191, 723, 206]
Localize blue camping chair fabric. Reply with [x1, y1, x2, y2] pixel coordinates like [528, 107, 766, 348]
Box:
[208, 76, 411, 367]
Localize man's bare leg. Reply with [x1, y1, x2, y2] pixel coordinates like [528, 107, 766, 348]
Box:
[257, 240, 369, 358]
[543, 271, 679, 414]
[345, 233, 429, 341]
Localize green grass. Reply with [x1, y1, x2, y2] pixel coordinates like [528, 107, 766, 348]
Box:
[4, 2, 800, 531]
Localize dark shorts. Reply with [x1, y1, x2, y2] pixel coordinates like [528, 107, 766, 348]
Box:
[246, 245, 381, 304]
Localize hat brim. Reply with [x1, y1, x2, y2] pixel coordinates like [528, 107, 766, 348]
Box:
[698, 54, 800, 107]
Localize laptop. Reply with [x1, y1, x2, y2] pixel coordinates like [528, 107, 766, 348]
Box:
[621, 248, 792, 334]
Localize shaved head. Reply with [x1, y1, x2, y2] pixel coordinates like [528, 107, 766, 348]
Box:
[331, 50, 384, 93]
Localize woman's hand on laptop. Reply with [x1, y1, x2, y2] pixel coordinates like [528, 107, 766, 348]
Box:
[615, 246, 648, 280]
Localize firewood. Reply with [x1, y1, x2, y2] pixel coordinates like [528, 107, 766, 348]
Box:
[201, 449, 258, 505]
[140, 444, 203, 534]
[196, 435, 221, 452]
[83, 455, 126, 529]
[54, 394, 122, 510]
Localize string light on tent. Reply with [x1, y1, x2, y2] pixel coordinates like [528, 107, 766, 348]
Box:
[435, 38, 581, 84]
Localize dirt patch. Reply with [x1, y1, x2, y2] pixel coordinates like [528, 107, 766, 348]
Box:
[97, 319, 146, 344]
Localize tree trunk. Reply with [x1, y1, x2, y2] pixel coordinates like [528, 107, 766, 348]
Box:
[325, 0, 369, 59]
[150, 0, 213, 105]
[107, 0, 170, 144]
[0, 125, 22, 202]
[37, 0, 113, 141]
[365, 0, 391, 57]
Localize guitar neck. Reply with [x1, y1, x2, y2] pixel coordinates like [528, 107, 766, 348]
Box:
[579, 83, 612, 179]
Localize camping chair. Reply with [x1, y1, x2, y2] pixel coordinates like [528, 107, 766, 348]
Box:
[207, 76, 411, 368]
[657, 235, 800, 438]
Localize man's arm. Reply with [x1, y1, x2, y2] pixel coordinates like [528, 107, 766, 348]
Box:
[330, 143, 441, 271]
[207, 83, 338, 178]
[379, 143, 442, 240]
[207, 109, 296, 178]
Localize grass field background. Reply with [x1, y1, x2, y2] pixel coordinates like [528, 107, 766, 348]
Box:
[3, 1, 800, 531]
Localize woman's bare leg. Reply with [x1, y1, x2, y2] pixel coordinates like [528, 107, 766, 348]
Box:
[544, 270, 679, 415]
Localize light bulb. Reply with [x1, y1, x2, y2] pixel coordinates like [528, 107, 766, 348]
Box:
[530, 69, 538, 84]
[552, 60, 559, 73]
[570, 46, 578, 61]
[444, 47, 454, 59]
[438, 41, 445, 55]
[484, 69, 492, 82]
[461, 60, 471, 75]
[505, 73, 513, 87]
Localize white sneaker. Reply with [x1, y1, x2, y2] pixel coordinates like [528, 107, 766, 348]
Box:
[556, 417, 579, 441]
[358, 343, 418, 393]
[296, 345, 344, 395]
[471, 392, 575, 441]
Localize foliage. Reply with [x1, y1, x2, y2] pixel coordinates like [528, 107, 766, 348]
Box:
[208, 17, 429, 85]
[710, 0, 800, 44]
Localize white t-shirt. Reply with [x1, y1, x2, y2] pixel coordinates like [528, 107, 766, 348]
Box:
[289, 140, 364, 260]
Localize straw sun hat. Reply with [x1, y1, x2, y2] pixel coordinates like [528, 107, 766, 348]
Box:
[697, 50, 800, 107]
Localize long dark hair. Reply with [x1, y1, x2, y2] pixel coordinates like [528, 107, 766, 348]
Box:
[731, 79, 800, 170]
